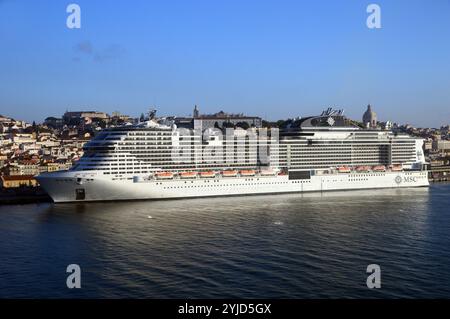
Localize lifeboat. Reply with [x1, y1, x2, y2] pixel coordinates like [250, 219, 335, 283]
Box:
[222, 170, 238, 177]
[200, 171, 215, 178]
[155, 172, 174, 179]
[180, 171, 197, 179]
[260, 169, 276, 176]
[391, 164, 403, 171]
[356, 166, 370, 172]
[240, 170, 255, 176]
[337, 166, 351, 173]
[372, 165, 386, 172]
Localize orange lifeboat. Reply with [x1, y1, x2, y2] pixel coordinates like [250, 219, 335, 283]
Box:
[155, 172, 174, 179]
[222, 170, 238, 177]
[356, 166, 370, 172]
[391, 164, 403, 171]
[372, 165, 386, 172]
[260, 169, 276, 176]
[337, 166, 351, 173]
[200, 171, 215, 178]
[180, 171, 197, 179]
[240, 170, 255, 176]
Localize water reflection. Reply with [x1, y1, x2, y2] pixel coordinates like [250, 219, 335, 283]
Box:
[3, 185, 450, 298]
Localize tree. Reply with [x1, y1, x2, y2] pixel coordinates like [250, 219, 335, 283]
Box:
[276, 120, 288, 128]
[222, 121, 234, 128]
[235, 122, 250, 130]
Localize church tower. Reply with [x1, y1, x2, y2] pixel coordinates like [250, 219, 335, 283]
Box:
[193, 105, 199, 118]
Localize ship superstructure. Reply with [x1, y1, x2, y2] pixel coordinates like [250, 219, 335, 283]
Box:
[37, 109, 429, 202]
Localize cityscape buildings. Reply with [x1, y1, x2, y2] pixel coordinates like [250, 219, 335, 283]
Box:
[1, 105, 449, 193]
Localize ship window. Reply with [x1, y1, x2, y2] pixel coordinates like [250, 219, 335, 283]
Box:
[75, 188, 85, 200]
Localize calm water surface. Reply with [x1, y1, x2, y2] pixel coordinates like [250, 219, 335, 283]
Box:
[1, 184, 450, 298]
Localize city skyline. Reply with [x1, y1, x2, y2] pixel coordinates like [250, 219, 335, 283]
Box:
[0, 0, 449, 127]
[0, 103, 448, 129]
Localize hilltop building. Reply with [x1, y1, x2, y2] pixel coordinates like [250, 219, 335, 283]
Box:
[362, 104, 378, 128]
[190, 105, 262, 129]
[63, 111, 109, 125]
[44, 117, 64, 129]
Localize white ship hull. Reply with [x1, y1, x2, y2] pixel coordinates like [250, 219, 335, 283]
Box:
[37, 170, 429, 203]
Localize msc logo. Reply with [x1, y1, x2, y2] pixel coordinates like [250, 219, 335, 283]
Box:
[395, 175, 417, 184]
[404, 176, 417, 183]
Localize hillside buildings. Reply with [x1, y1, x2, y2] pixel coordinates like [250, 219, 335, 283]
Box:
[0, 105, 449, 190]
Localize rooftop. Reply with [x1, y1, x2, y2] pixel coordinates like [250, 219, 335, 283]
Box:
[1, 175, 36, 181]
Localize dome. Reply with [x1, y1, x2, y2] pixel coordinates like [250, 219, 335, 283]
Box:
[362, 104, 377, 128]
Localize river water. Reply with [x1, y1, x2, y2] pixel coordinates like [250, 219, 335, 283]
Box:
[1, 184, 449, 298]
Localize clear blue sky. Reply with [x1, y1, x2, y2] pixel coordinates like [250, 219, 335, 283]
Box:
[0, 0, 449, 127]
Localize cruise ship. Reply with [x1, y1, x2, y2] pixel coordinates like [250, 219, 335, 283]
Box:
[36, 109, 429, 202]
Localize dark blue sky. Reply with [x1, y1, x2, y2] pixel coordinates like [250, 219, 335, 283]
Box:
[0, 0, 449, 127]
